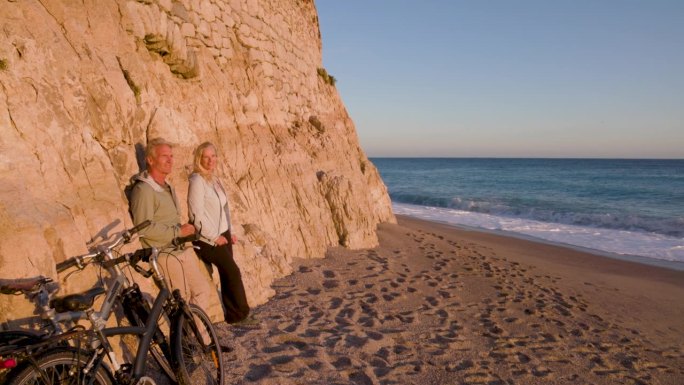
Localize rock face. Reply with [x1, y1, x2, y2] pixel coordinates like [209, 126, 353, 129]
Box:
[0, 0, 395, 323]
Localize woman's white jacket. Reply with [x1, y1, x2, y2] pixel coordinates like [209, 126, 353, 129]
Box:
[187, 173, 231, 245]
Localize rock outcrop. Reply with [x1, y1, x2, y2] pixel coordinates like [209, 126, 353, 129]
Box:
[0, 0, 395, 323]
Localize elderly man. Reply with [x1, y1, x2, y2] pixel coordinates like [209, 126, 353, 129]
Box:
[129, 137, 221, 321]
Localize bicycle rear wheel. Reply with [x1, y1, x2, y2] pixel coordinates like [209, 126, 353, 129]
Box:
[172, 304, 224, 385]
[0, 330, 45, 384]
[7, 348, 113, 385]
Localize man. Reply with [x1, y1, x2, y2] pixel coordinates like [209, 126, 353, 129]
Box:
[129, 137, 221, 321]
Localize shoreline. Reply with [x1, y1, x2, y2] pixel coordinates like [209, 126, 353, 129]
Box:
[216, 214, 684, 384]
[392, 201, 684, 269]
[401, 214, 684, 275]
[418, 215, 684, 272]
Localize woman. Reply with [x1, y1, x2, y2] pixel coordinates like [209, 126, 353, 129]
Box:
[188, 142, 250, 323]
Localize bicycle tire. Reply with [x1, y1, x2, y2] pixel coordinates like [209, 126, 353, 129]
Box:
[0, 330, 44, 384]
[172, 304, 224, 385]
[7, 348, 113, 385]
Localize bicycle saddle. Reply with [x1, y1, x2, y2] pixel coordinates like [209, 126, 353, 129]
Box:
[49, 286, 106, 312]
[0, 276, 51, 294]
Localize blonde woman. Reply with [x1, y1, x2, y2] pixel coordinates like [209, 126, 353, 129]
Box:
[188, 142, 250, 324]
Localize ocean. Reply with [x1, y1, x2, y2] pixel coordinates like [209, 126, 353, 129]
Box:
[371, 158, 684, 268]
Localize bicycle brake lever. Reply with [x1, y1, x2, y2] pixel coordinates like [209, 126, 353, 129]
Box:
[132, 264, 153, 278]
[61, 256, 89, 282]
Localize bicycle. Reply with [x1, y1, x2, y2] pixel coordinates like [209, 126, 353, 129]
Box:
[0, 221, 152, 384]
[1, 222, 224, 385]
[101, 236, 225, 385]
[0, 287, 87, 385]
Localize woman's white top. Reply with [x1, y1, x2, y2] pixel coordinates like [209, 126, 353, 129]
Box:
[188, 173, 231, 245]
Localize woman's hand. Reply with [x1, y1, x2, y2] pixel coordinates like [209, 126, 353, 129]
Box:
[231, 234, 237, 244]
[214, 235, 229, 246]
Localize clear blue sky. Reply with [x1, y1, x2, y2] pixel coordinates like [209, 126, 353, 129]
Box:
[316, 1, 684, 158]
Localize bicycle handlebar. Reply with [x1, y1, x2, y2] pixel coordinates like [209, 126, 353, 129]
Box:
[61, 230, 195, 283]
[128, 220, 151, 236]
[171, 233, 199, 247]
[100, 248, 154, 269]
[56, 221, 152, 273]
[56, 257, 85, 273]
[97, 230, 196, 272]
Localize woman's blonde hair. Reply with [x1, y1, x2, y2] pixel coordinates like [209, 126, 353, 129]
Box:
[193, 141, 217, 180]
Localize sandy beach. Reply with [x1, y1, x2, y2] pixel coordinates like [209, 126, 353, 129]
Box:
[216, 215, 684, 385]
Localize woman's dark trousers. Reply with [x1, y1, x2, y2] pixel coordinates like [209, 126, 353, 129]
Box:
[193, 230, 250, 323]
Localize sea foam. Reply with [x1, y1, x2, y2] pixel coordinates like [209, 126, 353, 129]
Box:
[394, 202, 684, 265]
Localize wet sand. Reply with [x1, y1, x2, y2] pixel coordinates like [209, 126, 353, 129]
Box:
[216, 215, 684, 385]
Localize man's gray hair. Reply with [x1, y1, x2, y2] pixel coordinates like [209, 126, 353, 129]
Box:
[145, 137, 173, 160]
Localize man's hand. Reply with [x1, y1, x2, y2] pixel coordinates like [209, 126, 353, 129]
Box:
[179, 223, 196, 237]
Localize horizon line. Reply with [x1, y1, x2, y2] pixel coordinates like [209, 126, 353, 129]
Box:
[366, 156, 684, 160]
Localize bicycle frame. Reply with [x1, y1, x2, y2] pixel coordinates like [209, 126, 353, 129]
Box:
[98, 285, 170, 381]
[1, 236, 143, 336]
[80, 243, 177, 380]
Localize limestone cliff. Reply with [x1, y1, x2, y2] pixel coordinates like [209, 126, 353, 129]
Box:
[0, 0, 395, 322]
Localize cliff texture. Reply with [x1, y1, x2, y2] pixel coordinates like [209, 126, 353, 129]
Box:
[0, 0, 395, 322]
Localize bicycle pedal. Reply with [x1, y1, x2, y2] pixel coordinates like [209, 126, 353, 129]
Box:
[135, 376, 156, 385]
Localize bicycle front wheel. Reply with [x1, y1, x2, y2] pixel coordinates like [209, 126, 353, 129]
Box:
[121, 286, 176, 382]
[172, 304, 224, 385]
[8, 348, 113, 385]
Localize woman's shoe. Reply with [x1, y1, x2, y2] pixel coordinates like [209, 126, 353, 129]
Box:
[232, 315, 259, 328]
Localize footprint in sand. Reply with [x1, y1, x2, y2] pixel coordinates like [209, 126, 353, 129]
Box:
[363, 293, 379, 303]
[332, 356, 352, 370]
[365, 330, 384, 341]
[244, 363, 272, 381]
[358, 316, 375, 327]
[348, 370, 374, 385]
[337, 307, 355, 319]
[323, 270, 336, 278]
[396, 311, 415, 323]
[329, 297, 343, 309]
[345, 334, 368, 348]
[425, 296, 439, 307]
[382, 293, 399, 302]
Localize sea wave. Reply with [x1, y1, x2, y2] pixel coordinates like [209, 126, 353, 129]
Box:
[392, 202, 684, 264]
[390, 193, 684, 238]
